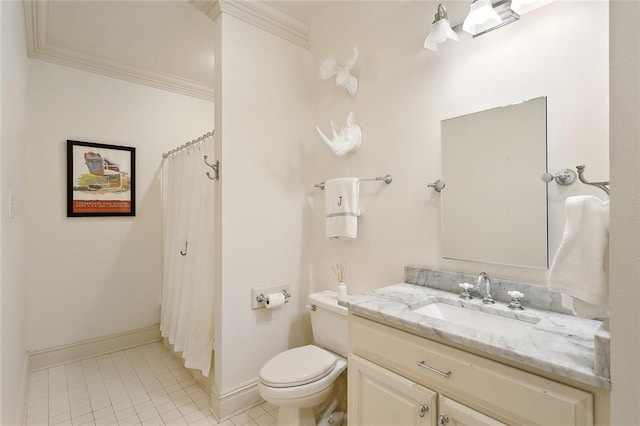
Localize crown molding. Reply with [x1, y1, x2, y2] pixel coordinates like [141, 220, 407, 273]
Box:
[192, 0, 310, 50]
[23, 0, 215, 101]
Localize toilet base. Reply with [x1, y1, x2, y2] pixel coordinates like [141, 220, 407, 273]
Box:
[262, 382, 333, 426]
[277, 406, 316, 426]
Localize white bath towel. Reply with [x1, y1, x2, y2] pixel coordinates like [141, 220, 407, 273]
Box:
[325, 177, 360, 240]
[548, 195, 609, 319]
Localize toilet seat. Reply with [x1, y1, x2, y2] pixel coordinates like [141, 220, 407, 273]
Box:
[260, 345, 337, 388]
[259, 355, 347, 403]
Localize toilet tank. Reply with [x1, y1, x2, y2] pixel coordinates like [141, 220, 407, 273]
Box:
[309, 290, 348, 357]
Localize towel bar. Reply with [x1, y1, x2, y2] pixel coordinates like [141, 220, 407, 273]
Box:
[576, 165, 609, 195]
[541, 165, 609, 196]
[315, 174, 392, 190]
[541, 169, 576, 186]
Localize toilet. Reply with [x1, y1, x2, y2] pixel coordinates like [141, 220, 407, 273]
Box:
[258, 290, 348, 426]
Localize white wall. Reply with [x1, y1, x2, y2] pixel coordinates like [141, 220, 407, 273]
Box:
[1, 2, 29, 424]
[24, 58, 214, 351]
[213, 14, 313, 396]
[609, 2, 640, 423]
[306, 1, 609, 294]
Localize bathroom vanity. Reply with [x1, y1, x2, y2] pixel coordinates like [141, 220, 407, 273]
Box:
[342, 271, 611, 425]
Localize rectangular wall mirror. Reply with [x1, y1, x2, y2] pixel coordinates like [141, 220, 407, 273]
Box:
[441, 97, 548, 268]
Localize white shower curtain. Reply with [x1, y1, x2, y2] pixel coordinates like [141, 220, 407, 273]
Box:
[161, 138, 215, 377]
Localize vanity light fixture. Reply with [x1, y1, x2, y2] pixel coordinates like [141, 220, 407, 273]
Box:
[424, 4, 459, 51]
[459, 0, 520, 37]
[424, 0, 539, 50]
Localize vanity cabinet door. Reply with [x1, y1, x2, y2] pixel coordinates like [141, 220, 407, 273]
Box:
[438, 396, 507, 426]
[349, 354, 437, 426]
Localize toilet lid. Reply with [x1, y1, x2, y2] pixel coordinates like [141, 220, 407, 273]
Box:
[260, 345, 337, 388]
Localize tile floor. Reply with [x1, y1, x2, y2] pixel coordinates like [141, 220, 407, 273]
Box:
[25, 342, 278, 426]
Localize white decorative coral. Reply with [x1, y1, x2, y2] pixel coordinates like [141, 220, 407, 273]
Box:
[318, 46, 359, 97]
[315, 112, 362, 157]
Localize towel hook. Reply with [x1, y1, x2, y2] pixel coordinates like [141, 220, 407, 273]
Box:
[204, 155, 220, 181]
[180, 241, 188, 256]
[427, 179, 445, 192]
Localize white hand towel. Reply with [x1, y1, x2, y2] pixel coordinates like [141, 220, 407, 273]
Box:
[548, 195, 609, 319]
[325, 177, 360, 240]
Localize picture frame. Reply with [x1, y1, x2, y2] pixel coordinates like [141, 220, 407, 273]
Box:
[67, 140, 136, 217]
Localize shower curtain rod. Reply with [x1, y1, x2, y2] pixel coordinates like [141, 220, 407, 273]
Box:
[162, 130, 215, 158]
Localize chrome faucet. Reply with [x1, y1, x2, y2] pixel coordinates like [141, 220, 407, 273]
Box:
[477, 272, 495, 304]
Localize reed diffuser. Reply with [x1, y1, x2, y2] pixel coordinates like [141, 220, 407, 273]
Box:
[332, 264, 348, 298]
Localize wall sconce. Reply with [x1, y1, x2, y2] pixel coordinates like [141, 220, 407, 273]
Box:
[424, 4, 459, 51]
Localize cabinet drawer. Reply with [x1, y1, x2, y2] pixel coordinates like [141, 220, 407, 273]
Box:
[350, 315, 593, 426]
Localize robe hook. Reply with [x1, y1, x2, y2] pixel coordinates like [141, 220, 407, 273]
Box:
[427, 179, 445, 192]
[204, 155, 220, 181]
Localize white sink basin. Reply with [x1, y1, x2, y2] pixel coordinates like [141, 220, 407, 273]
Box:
[413, 302, 537, 337]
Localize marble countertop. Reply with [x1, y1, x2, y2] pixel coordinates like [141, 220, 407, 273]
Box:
[340, 283, 610, 389]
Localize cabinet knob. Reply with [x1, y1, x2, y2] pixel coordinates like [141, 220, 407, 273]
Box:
[418, 404, 429, 417]
[438, 414, 449, 426]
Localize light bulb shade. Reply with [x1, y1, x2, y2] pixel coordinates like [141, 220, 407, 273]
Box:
[462, 0, 502, 35]
[424, 19, 459, 51]
[511, 0, 553, 15]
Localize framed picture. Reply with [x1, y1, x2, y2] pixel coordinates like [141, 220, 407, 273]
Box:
[67, 140, 136, 217]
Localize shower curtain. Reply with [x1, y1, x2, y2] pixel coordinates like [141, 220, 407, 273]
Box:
[161, 137, 215, 377]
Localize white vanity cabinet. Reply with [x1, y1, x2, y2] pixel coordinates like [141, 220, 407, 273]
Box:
[348, 314, 607, 426]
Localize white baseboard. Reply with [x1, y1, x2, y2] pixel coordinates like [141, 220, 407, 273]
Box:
[211, 379, 263, 421]
[29, 324, 161, 371]
[18, 353, 30, 426]
[161, 338, 214, 394]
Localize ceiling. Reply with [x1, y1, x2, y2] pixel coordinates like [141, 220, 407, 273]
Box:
[24, 0, 330, 101]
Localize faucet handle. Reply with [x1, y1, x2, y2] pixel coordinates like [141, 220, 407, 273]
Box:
[459, 282, 474, 300]
[507, 290, 524, 310]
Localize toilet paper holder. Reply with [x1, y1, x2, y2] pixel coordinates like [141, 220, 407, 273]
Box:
[256, 289, 291, 304]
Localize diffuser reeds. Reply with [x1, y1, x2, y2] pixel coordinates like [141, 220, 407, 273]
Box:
[332, 263, 347, 283]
